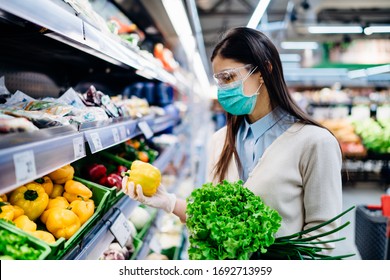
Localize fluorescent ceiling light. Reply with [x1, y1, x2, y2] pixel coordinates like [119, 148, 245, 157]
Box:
[348, 64, 390, 79]
[308, 26, 363, 34]
[280, 54, 301, 62]
[247, 0, 271, 29]
[364, 26, 390, 35]
[162, 0, 196, 57]
[281, 42, 319, 50]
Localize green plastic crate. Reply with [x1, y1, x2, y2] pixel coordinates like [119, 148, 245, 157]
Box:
[46, 177, 111, 259]
[135, 207, 158, 240]
[129, 237, 143, 260]
[0, 219, 51, 260]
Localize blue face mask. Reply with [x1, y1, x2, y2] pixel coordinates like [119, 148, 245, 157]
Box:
[217, 82, 262, 115]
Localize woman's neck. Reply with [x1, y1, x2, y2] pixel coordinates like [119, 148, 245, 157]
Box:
[247, 90, 272, 123]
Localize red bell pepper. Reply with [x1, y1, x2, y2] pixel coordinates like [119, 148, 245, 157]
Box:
[86, 164, 107, 181]
[116, 165, 127, 176]
[106, 173, 122, 191]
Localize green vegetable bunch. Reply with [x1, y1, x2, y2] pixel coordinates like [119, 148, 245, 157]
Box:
[186, 180, 282, 260]
[186, 180, 355, 260]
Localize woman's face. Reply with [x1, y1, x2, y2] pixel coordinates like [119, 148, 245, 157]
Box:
[212, 55, 262, 96]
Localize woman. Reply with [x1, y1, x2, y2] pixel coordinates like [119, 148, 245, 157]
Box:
[122, 27, 342, 251]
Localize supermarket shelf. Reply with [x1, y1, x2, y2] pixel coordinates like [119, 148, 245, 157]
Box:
[0, 126, 85, 194]
[0, 0, 177, 85]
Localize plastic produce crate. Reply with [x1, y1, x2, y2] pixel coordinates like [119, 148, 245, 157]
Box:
[45, 177, 111, 259]
[129, 237, 143, 260]
[0, 219, 51, 260]
[355, 205, 388, 260]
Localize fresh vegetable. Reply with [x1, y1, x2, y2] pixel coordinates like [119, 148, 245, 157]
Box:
[106, 173, 122, 190]
[30, 230, 56, 244]
[47, 164, 74, 184]
[186, 180, 281, 260]
[186, 180, 355, 260]
[49, 184, 64, 199]
[12, 205, 24, 220]
[123, 160, 161, 197]
[69, 199, 95, 225]
[0, 202, 15, 221]
[0, 193, 7, 202]
[86, 163, 107, 181]
[45, 208, 81, 239]
[46, 196, 69, 210]
[128, 206, 151, 231]
[35, 176, 53, 196]
[9, 182, 49, 221]
[13, 215, 37, 232]
[116, 165, 128, 176]
[63, 180, 93, 202]
[101, 242, 130, 260]
[137, 151, 149, 162]
[0, 227, 44, 260]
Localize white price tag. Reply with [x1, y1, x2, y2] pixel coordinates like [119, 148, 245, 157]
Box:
[73, 137, 85, 159]
[112, 128, 120, 143]
[110, 212, 132, 248]
[138, 121, 154, 139]
[90, 132, 103, 151]
[119, 126, 127, 140]
[13, 150, 37, 184]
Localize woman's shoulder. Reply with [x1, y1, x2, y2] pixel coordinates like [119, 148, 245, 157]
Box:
[296, 123, 339, 146]
[212, 125, 227, 140]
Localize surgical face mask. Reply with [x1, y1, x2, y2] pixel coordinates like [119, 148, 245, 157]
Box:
[214, 65, 262, 115]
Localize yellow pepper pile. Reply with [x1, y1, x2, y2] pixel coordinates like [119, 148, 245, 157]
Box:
[0, 164, 96, 245]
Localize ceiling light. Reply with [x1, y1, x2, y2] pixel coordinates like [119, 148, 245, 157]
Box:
[281, 41, 319, 50]
[364, 26, 390, 35]
[247, 0, 271, 29]
[308, 26, 363, 34]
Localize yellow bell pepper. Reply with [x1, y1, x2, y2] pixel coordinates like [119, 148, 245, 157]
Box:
[40, 197, 70, 224]
[63, 180, 92, 203]
[0, 202, 14, 221]
[13, 215, 37, 232]
[69, 199, 95, 225]
[50, 184, 64, 199]
[12, 205, 25, 219]
[124, 160, 161, 197]
[9, 182, 49, 221]
[30, 230, 56, 244]
[0, 193, 7, 202]
[46, 208, 80, 240]
[46, 196, 69, 210]
[35, 176, 53, 196]
[47, 164, 74, 184]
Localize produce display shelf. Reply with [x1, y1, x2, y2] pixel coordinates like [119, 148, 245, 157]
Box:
[0, 0, 176, 86]
[0, 126, 85, 195]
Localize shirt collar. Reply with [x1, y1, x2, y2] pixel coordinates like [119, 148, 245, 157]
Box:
[241, 106, 287, 141]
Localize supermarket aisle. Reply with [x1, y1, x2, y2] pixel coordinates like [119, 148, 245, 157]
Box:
[333, 182, 386, 260]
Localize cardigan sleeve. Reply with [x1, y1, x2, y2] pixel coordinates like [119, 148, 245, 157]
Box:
[299, 129, 343, 252]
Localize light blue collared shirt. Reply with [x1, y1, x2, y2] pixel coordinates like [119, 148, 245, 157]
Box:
[236, 107, 296, 181]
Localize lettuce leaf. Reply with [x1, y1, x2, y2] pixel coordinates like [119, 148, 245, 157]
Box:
[186, 180, 281, 260]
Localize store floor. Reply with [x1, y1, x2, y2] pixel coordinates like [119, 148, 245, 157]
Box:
[332, 182, 387, 260]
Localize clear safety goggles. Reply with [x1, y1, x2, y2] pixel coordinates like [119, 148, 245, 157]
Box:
[213, 64, 257, 89]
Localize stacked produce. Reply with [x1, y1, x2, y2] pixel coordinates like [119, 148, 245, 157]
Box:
[0, 164, 96, 246]
[319, 118, 366, 156]
[352, 118, 390, 154]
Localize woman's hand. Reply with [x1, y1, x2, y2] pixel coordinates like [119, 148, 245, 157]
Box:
[122, 176, 176, 213]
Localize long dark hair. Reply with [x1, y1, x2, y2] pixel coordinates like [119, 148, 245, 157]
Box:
[211, 27, 326, 182]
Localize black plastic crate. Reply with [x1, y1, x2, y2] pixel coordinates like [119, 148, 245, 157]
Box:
[355, 205, 388, 260]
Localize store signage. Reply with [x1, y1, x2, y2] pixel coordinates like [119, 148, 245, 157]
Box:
[73, 137, 85, 160]
[13, 150, 37, 184]
[90, 132, 103, 151]
[112, 127, 120, 143]
[138, 121, 154, 139]
[110, 212, 132, 248]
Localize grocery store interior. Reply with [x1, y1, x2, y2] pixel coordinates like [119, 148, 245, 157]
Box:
[0, 0, 389, 261]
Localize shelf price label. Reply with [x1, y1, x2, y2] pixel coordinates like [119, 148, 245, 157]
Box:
[73, 137, 85, 160]
[110, 212, 131, 248]
[90, 132, 103, 151]
[13, 150, 37, 184]
[112, 128, 120, 143]
[119, 126, 127, 140]
[138, 121, 154, 139]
